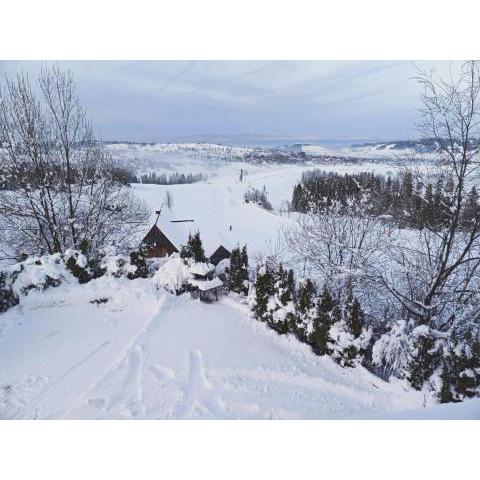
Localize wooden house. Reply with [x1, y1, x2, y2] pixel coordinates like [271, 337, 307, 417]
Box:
[209, 245, 231, 266]
[141, 224, 179, 258]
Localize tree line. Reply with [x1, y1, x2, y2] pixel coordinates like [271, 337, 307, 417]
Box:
[291, 169, 480, 231]
[228, 244, 480, 403]
[135, 171, 206, 185]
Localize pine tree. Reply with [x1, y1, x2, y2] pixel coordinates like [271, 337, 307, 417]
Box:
[128, 244, 149, 279]
[240, 245, 249, 293]
[310, 287, 339, 355]
[296, 278, 316, 341]
[344, 289, 364, 339]
[406, 327, 440, 391]
[462, 186, 479, 227]
[265, 264, 297, 334]
[229, 245, 249, 294]
[328, 289, 372, 367]
[251, 260, 275, 322]
[438, 332, 480, 402]
[180, 232, 207, 263]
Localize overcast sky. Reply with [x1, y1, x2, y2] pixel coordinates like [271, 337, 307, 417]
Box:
[0, 60, 459, 143]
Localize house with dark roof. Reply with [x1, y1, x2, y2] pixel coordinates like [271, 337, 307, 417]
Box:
[141, 224, 179, 258]
[209, 245, 231, 266]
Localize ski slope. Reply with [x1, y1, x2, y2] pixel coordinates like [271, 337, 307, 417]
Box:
[0, 276, 429, 419]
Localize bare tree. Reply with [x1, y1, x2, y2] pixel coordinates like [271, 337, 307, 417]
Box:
[0, 66, 148, 258]
[285, 199, 386, 293]
[377, 61, 480, 328]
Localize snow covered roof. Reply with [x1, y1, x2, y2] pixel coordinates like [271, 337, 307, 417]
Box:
[209, 245, 231, 266]
[189, 277, 223, 291]
[189, 262, 215, 276]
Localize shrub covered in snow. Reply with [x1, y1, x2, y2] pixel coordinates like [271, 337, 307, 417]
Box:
[0, 254, 75, 311]
[153, 255, 191, 294]
[0, 246, 153, 313]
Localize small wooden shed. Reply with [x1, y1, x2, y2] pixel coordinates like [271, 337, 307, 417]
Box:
[190, 277, 224, 302]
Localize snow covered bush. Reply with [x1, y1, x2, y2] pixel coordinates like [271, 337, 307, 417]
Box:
[372, 320, 413, 379]
[244, 185, 273, 211]
[0, 254, 74, 310]
[65, 248, 92, 284]
[153, 255, 191, 294]
[0, 271, 18, 313]
[128, 245, 149, 279]
[405, 325, 443, 391]
[99, 246, 130, 278]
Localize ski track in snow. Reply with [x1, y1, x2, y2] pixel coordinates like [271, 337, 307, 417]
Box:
[0, 288, 430, 419]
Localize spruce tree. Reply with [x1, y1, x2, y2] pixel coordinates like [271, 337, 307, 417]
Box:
[180, 232, 207, 263]
[267, 264, 296, 334]
[310, 287, 339, 355]
[344, 289, 364, 339]
[439, 332, 480, 402]
[251, 261, 275, 322]
[229, 245, 249, 294]
[296, 278, 316, 341]
[229, 247, 242, 292]
[240, 245, 249, 294]
[406, 327, 440, 391]
[128, 244, 149, 279]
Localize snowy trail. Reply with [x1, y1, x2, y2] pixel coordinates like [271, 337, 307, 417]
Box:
[64, 295, 424, 419]
[0, 275, 427, 419]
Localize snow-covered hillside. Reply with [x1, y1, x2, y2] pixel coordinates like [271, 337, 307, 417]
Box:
[104, 141, 427, 176]
[1, 274, 429, 420]
[131, 160, 402, 259]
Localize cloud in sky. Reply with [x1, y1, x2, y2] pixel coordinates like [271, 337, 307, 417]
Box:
[0, 60, 460, 142]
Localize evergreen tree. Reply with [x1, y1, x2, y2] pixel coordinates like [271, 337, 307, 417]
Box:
[310, 287, 339, 355]
[180, 232, 207, 263]
[128, 244, 149, 279]
[267, 264, 297, 334]
[438, 332, 480, 403]
[250, 260, 276, 322]
[328, 289, 372, 367]
[229, 245, 249, 294]
[296, 278, 316, 341]
[344, 289, 364, 339]
[406, 326, 440, 391]
[462, 186, 479, 227]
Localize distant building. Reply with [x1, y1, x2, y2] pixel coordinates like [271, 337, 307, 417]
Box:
[209, 245, 231, 266]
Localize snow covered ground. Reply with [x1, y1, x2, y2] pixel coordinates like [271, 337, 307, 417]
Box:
[2, 144, 477, 420]
[1, 275, 432, 420]
[131, 158, 401, 258]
